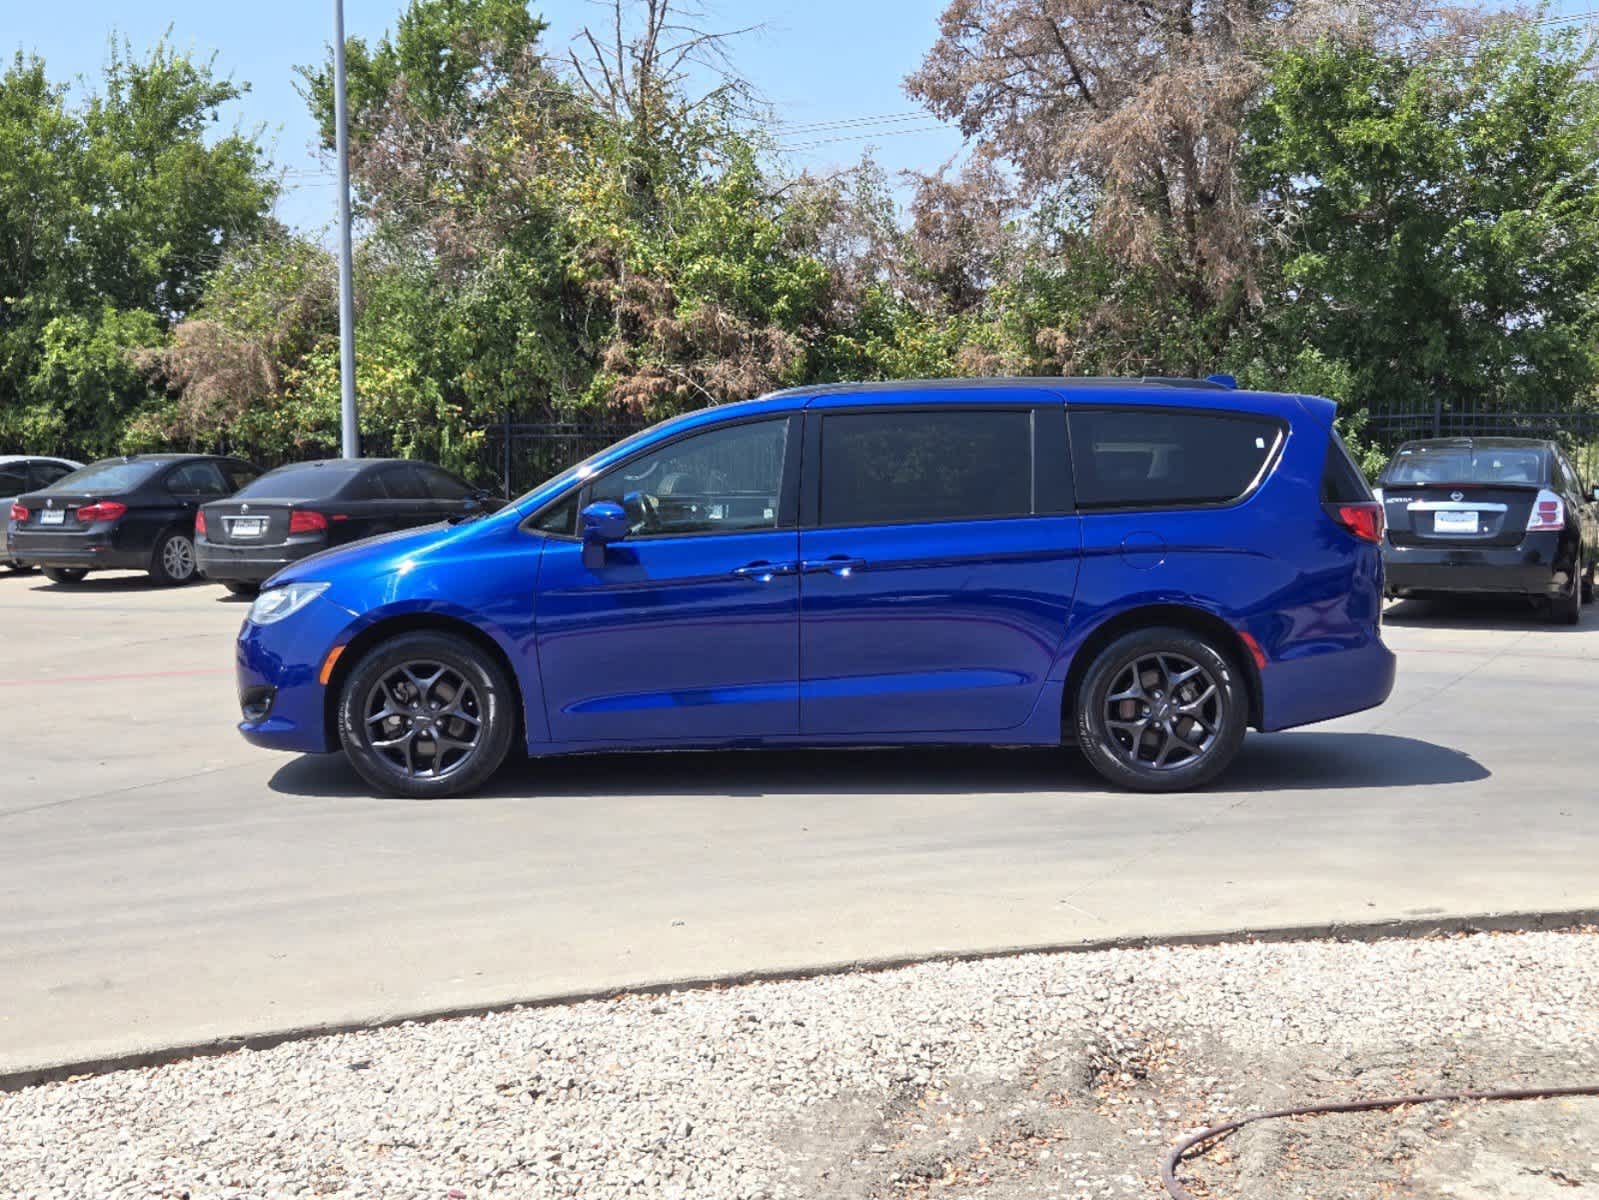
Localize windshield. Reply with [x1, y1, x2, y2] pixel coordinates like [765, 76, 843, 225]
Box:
[237, 464, 356, 500]
[45, 459, 163, 493]
[1383, 446, 1547, 486]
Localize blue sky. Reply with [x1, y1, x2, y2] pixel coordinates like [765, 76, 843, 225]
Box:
[8, 0, 968, 236]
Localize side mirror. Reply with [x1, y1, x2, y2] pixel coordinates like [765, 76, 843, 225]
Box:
[580, 500, 629, 568]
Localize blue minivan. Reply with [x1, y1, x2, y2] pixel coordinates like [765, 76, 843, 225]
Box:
[236, 378, 1395, 797]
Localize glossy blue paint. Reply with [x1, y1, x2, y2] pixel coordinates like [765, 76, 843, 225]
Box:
[234, 379, 1395, 773]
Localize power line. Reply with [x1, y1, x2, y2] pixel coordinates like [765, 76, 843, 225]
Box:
[778, 123, 952, 151]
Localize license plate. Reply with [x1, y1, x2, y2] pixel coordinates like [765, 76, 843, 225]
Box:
[230, 518, 266, 538]
[1434, 510, 1479, 534]
[40, 509, 64, 525]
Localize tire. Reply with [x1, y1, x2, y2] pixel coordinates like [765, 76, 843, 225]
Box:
[3, 560, 36, 573]
[337, 631, 516, 799]
[149, 530, 199, 586]
[1582, 556, 1595, 605]
[1073, 627, 1249, 793]
[42, 567, 87, 585]
[223, 580, 259, 598]
[1551, 554, 1582, 625]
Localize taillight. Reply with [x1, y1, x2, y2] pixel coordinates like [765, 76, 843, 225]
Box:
[1527, 489, 1565, 532]
[9, 503, 27, 522]
[1329, 501, 1385, 544]
[194, 510, 207, 536]
[75, 500, 128, 523]
[288, 510, 329, 534]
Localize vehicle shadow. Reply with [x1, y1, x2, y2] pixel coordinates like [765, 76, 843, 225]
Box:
[267, 731, 1487, 801]
[1384, 594, 1593, 632]
[21, 571, 199, 594]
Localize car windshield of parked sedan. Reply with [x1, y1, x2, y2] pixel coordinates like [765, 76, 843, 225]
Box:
[236, 464, 359, 500]
[44, 459, 164, 493]
[1383, 447, 1546, 486]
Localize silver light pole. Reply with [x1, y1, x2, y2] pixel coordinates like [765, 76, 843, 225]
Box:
[333, 0, 359, 458]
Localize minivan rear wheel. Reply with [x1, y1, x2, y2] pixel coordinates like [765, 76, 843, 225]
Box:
[1074, 627, 1248, 792]
[337, 631, 516, 799]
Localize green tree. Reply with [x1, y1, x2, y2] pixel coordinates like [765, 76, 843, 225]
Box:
[0, 41, 275, 456]
[1244, 25, 1599, 419]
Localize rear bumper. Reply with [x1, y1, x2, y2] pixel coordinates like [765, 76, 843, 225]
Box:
[198, 535, 323, 583]
[1260, 637, 1397, 733]
[5, 527, 147, 571]
[1383, 539, 1566, 596]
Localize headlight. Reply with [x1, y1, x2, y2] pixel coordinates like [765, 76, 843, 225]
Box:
[247, 582, 330, 625]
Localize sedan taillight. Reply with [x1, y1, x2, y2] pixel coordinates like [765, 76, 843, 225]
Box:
[75, 500, 128, 523]
[1527, 489, 1565, 532]
[9, 503, 27, 522]
[288, 510, 329, 534]
[194, 510, 207, 536]
[1329, 501, 1386, 544]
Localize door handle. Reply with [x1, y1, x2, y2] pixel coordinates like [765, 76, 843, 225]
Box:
[800, 556, 867, 577]
[731, 561, 797, 582]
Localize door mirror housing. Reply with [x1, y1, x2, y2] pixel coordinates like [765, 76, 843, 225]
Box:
[580, 500, 629, 568]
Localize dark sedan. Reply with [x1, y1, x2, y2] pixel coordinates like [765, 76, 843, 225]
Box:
[1379, 437, 1599, 623]
[8, 454, 261, 585]
[195, 458, 500, 594]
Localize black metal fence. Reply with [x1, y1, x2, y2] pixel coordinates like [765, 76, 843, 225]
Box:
[481, 418, 652, 498]
[1362, 403, 1599, 482]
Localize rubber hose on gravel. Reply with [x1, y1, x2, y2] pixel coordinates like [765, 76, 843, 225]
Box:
[1161, 1083, 1599, 1199]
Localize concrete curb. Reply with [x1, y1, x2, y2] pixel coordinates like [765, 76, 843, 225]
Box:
[5, 906, 1595, 1094]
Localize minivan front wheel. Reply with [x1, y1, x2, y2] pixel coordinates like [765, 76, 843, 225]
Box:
[1074, 628, 1248, 792]
[337, 631, 516, 799]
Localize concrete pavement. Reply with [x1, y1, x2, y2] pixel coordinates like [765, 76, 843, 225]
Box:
[2, 570, 1596, 1078]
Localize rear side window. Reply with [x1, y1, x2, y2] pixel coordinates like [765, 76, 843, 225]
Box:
[415, 464, 473, 500]
[375, 464, 428, 500]
[29, 462, 75, 490]
[165, 461, 229, 496]
[1069, 408, 1282, 509]
[819, 410, 1032, 526]
[1322, 433, 1375, 503]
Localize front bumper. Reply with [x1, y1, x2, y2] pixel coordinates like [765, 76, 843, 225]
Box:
[235, 594, 357, 754]
[1383, 538, 1567, 596]
[198, 535, 322, 583]
[7, 526, 146, 571]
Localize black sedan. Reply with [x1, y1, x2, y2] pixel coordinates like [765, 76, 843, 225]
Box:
[196, 458, 501, 593]
[1379, 437, 1599, 623]
[8, 454, 261, 585]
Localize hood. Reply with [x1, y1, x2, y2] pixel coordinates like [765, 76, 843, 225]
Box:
[265, 519, 475, 588]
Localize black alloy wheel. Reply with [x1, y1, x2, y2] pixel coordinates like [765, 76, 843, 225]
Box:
[338, 631, 516, 798]
[1075, 627, 1248, 792]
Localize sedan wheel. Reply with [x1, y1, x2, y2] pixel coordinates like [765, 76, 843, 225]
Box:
[338, 631, 516, 798]
[151, 531, 198, 586]
[1075, 627, 1248, 792]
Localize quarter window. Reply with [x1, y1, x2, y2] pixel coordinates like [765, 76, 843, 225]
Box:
[1069, 408, 1282, 509]
[818, 410, 1033, 526]
[589, 418, 789, 537]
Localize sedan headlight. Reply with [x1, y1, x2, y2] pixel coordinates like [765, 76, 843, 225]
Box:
[247, 582, 330, 625]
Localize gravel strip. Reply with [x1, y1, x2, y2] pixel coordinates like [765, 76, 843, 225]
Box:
[5, 929, 1599, 1200]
